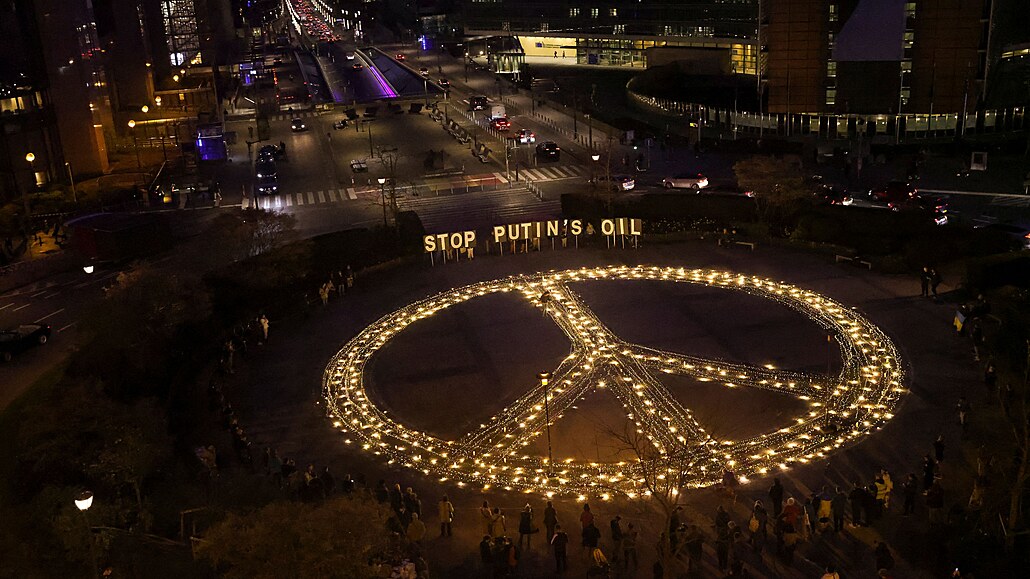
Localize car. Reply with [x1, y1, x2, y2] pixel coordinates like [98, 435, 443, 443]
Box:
[345, 51, 355, 60]
[871, 181, 918, 204]
[290, 118, 306, 131]
[395, 53, 406, 61]
[536, 141, 560, 162]
[438, 78, 450, 88]
[258, 144, 282, 162]
[490, 117, 511, 131]
[975, 223, 1030, 249]
[332, 119, 348, 130]
[593, 174, 636, 191]
[662, 173, 710, 190]
[419, 67, 429, 77]
[255, 160, 277, 179]
[469, 95, 488, 111]
[515, 129, 536, 144]
[0, 324, 51, 362]
[352, 62, 364, 70]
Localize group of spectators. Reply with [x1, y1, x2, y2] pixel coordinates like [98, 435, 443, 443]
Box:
[316, 267, 354, 306]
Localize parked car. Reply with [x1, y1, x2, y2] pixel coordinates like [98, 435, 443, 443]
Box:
[351, 62, 364, 70]
[662, 173, 710, 190]
[332, 119, 348, 130]
[469, 95, 488, 111]
[290, 118, 307, 132]
[515, 129, 536, 144]
[0, 324, 51, 362]
[490, 117, 511, 131]
[395, 53, 406, 61]
[975, 222, 1030, 249]
[871, 181, 918, 203]
[593, 174, 636, 191]
[419, 67, 429, 77]
[536, 141, 560, 162]
[438, 78, 450, 88]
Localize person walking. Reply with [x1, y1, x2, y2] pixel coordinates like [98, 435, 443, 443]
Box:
[920, 266, 931, 297]
[768, 478, 784, 519]
[551, 524, 569, 573]
[438, 495, 454, 537]
[518, 503, 535, 550]
[479, 500, 493, 536]
[544, 500, 558, 542]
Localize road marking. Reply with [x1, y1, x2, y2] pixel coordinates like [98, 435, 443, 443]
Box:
[325, 190, 337, 202]
[58, 322, 77, 333]
[317, 190, 326, 203]
[0, 303, 12, 310]
[35, 308, 65, 323]
[493, 172, 508, 183]
[12, 304, 30, 311]
[30, 290, 48, 298]
[307, 191, 316, 204]
[295, 193, 304, 206]
[41, 291, 61, 299]
[285, 194, 292, 207]
[346, 187, 357, 199]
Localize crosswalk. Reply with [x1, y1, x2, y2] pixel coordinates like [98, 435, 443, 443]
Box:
[988, 195, 1030, 208]
[253, 164, 587, 210]
[270, 111, 321, 121]
[253, 187, 355, 209]
[490, 164, 586, 183]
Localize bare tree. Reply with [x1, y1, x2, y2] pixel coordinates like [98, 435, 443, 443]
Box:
[1001, 342, 1030, 542]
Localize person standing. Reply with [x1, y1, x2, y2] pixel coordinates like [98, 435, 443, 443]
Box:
[926, 480, 945, 525]
[490, 507, 506, 539]
[479, 501, 493, 536]
[582, 521, 601, 554]
[930, 267, 942, 298]
[580, 503, 594, 530]
[957, 397, 972, 432]
[609, 515, 623, 566]
[589, 546, 609, 577]
[438, 495, 454, 537]
[902, 473, 918, 515]
[406, 512, 426, 546]
[920, 267, 931, 297]
[543, 500, 558, 542]
[923, 454, 938, 489]
[831, 487, 848, 531]
[768, 478, 784, 519]
[479, 535, 493, 574]
[934, 436, 946, 464]
[749, 500, 768, 553]
[623, 522, 638, 571]
[518, 503, 535, 550]
[848, 483, 866, 527]
[258, 314, 269, 343]
[551, 524, 569, 573]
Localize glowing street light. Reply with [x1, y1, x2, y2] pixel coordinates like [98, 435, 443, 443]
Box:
[127, 120, 141, 170]
[141, 105, 149, 113]
[74, 490, 93, 511]
[75, 490, 99, 579]
[377, 178, 387, 228]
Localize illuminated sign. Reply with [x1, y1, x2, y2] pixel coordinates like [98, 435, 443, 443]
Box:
[423, 218, 642, 253]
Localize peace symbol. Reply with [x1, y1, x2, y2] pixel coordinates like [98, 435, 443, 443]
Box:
[323, 265, 905, 498]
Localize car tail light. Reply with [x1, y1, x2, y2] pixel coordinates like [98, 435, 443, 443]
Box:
[1024, 233, 1030, 239]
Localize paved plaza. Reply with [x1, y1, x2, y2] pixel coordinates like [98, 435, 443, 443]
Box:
[227, 238, 981, 577]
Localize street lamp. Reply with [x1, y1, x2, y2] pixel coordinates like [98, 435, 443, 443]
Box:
[75, 490, 100, 579]
[590, 153, 600, 187]
[141, 105, 149, 113]
[127, 120, 141, 171]
[21, 152, 35, 219]
[539, 372, 553, 474]
[65, 162, 77, 203]
[377, 177, 387, 228]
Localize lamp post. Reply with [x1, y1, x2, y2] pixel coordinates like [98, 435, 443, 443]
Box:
[539, 372, 553, 473]
[127, 120, 141, 171]
[586, 113, 592, 150]
[65, 162, 77, 203]
[590, 153, 600, 188]
[75, 490, 100, 579]
[23, 152, 35, 219]
[377, 177, 387, 228]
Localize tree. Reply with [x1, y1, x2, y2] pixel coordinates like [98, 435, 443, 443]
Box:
[200, 210, 299, 266]
[733, 156, 814, 224]
[197, 496, 392, 579]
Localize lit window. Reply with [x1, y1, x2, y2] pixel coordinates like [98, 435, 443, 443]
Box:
[610, 8, 617, 17]
[569, 8, 579, 17]
[614, 24, 625, 34]
[591, 8, 599, 18]
[826, 89, 836, 105]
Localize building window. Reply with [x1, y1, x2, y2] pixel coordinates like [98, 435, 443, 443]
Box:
[610, 8, 617, 17]
[540, 22, 549, 32]
[827, 61, 836, 78]
[569, 8, 579, 17]
[591, 8, 599, 19]
[614, 24, 625, 34]
[826, 89, 836, 105]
